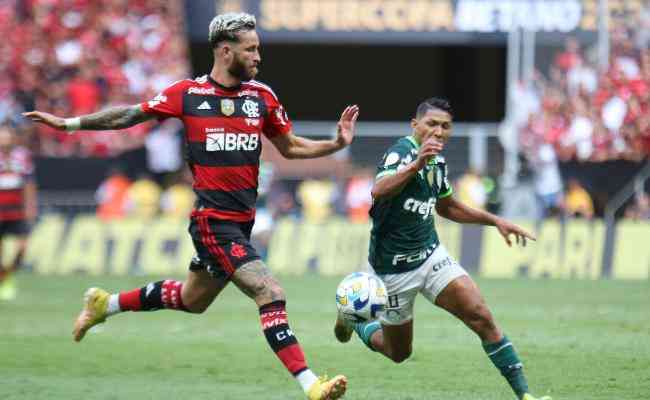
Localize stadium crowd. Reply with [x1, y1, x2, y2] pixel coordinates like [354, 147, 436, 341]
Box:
[513, 7, 650, 220]
[519, 15, 650, 163]
[0, 0, 189, 157]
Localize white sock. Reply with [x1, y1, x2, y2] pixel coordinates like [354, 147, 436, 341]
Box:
[296, 369, 319, 393]
[106, 294, 121, 316]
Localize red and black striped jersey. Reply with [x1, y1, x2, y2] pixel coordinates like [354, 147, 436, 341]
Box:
[0, 147, 34, 221]
[141, 75, 291, 222]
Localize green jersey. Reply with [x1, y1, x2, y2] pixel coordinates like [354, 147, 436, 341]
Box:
[368, 136, 453, 274]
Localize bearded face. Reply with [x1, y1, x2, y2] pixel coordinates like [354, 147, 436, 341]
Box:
[228, 50, 257, 81]
[225, 30, 260, 81]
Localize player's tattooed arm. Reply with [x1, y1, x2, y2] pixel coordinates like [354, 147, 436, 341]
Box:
[79, 105, 155, 130]
[232, 260, 286, 306]
[23, 105, 155, 131]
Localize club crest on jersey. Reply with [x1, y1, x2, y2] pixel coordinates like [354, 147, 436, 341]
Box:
[221, 99, 235, 116]
[242, 99, 260, 118]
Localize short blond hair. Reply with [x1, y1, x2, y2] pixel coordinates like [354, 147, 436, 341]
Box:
[208, 12, 256, 48]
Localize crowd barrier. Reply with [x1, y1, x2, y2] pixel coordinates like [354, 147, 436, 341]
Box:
[12, 215, 649, 280]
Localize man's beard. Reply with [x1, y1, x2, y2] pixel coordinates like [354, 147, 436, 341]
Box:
[228, 56, 255, 81]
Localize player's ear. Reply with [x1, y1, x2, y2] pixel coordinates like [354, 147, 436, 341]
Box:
[410, 118, 419, 130]
[215, 42, 231, 59]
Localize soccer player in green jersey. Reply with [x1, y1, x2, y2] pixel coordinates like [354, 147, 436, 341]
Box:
[334, 97, 551, 400]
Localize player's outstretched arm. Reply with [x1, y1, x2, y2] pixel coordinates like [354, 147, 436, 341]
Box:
[268, 105, 359, 159]
[23, 105, 155, 132]
[435, 196, 536, 246]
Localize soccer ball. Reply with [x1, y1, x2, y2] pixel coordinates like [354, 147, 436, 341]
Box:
[335, 272, 388, 323]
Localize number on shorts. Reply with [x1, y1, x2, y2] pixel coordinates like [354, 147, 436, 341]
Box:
[388, 295, 399, 308]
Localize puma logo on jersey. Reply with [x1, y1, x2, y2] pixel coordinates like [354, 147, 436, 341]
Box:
[403, 197, 436, 220]
[188, 87, 216, 95]
[206, 133, 259, 151]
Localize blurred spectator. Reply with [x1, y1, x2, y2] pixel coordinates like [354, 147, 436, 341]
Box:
[564, 178, 594, 219]
[567, 59, 597, 95]
[96, 166, 131, 221]
[125, 173, 161, 219]
[482, 174, 500, 214]
[266, 181, 298, 220]
[561, 98, 594, 161]
[529, 143, 564, 219]
[554, 37, 582, 72]
[2, 0, 190, 157]
[344, 170, 373, 223]
[160, 168, 195, 219]
[624, 192, 650, 221]
[456, 168, 487, 210]
[145, 119, 183, 183]
[296, 179, 335, 224]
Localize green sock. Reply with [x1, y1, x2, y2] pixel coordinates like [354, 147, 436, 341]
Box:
[352, 320, 381, 351]
[483, 336, 529, 399]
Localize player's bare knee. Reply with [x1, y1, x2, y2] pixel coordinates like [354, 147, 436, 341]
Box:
[465, 303, 496, 337]
[181, 295, 209, 314]
[186, 302, 209, 314]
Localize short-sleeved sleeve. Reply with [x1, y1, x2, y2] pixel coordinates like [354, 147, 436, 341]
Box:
[375, 143, 414, 181]
[141, 80, 185, 119]
[261, 92, 292, 138]
[436, 160, 453, 198]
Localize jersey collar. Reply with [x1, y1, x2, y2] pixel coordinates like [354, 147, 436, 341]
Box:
[406, 135, 420, 149]
[208, 75, 242, 92]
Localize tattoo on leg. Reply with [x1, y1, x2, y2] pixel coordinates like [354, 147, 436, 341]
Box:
[232, 260, 284, 303]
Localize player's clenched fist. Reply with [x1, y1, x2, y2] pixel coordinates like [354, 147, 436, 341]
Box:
[414, 138, 443, 170]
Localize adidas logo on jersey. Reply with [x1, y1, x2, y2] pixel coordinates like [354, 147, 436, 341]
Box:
[206, 133, 259, 152]
[197, 101, 212, 110]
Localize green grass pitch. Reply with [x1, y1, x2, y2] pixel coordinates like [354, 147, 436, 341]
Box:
[1, 274, 648, 399]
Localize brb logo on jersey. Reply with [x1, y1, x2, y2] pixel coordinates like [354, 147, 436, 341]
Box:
[206, 133, 260, 151]
[403, 197, 436, 220]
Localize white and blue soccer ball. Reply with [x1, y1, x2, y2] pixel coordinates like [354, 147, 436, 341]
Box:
[335, 272, 388, 323]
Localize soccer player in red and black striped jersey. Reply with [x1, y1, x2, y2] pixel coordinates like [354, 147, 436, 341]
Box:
[0, 125, 37, 301]
[24, 12, 355, 400]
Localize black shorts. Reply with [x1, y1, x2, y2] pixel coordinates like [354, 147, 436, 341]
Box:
[0, 219, 31, 237]
[188, 216, 260, 280]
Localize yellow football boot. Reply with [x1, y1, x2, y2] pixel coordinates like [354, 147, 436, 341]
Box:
[0, 276, 17, 301]
[307, 375, 347, 400]
[73, 287, 110, 342]
[522, 393, 552, 400]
